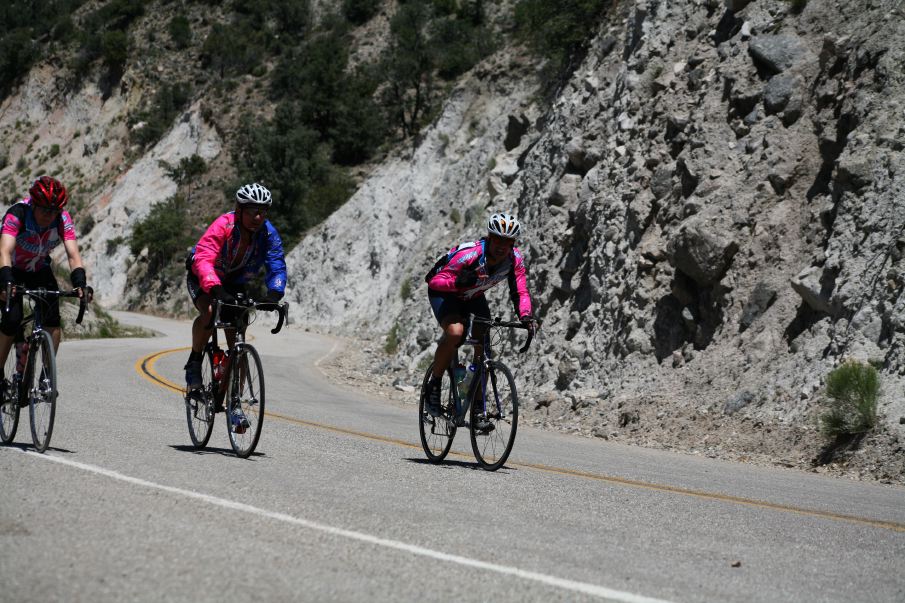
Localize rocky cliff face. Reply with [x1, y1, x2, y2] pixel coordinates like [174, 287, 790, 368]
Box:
[287, 0, 905, 481]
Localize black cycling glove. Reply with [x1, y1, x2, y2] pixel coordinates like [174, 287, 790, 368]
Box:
[70, 267, 87, 289]
[520, 314, 537, 337]
[264, 290, 283, 303]
[210, 285, 236, 305]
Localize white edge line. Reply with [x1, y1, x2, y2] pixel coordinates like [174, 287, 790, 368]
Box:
[314, 338, 340, 367]
[11, 449, 676, 603]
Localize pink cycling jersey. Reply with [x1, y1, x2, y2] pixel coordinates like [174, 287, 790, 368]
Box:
[428, 239, 533, 318]
[1, 199, 76, 271]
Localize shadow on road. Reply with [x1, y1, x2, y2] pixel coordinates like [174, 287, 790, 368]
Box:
[2, 442, 75, 454]
[169, 444, 266, 459]
[403, 457, 515, 474]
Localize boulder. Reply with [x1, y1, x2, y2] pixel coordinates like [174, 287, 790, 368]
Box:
[666, 219, 740, 286]
[763, 74, 798, 114]
[749, 35, 808, 74]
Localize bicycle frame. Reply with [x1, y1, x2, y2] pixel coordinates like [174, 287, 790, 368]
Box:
[449, 315, 533, 423]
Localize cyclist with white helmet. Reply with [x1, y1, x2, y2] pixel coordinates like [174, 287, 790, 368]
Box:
[184, 183, 287, 389]
[423, 212, 537, 417]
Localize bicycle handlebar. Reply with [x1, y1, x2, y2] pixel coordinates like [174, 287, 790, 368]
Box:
[204, 298, 289, 334]
[471, 315, 539, 353]
[4, 284, 89, 325]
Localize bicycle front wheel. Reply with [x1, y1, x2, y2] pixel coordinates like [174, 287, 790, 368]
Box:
[226, 345, 264, 458]
[418, 363, 456, 463]
[28, 331, 57, 453]
[185, 347, 215, 448]
[470, 360, 518, 471]
[0, 344, 20, 444]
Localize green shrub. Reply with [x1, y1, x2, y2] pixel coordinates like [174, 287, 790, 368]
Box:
[385, 323, 400, 354]
[161, 154, 208, 184]
[129, 195, 194, 273]
[101, 29, 129, 73]
[129, 82, 192, 148]
[819, 360, 880, 438]
[788, 0, 808, 14]
[168, 14, 192, 48]
[514, 0, 610, 83]
[400, 277, 412, 299]
[343, 0, 381, 24]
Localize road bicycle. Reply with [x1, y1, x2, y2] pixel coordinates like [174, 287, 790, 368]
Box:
[184, 294, 288, 458]
[418, 315, 534, 471]
[0, 286, 87, 452]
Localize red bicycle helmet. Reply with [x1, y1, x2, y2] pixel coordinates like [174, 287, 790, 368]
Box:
[29, 176, 69, 209]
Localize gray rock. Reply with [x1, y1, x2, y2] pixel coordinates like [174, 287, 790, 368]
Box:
[724, 390, 755, 415]
[763, 74, 798, 114]
[666, 219, 740, 286]
[550, 174, 582, 207]
[739, 282, 778, 332]
[650, 164, 675, 200]
[749, 35, 808, 74]
[791, 265, 839, 315]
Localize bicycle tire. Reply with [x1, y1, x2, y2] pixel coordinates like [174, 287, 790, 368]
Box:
[418, 363, 456, 463]
[0, 344, 20, 444]
[185, 346, 216, 448]
[226, 345, 264, 458]
[28, 331, 56, 453]
[470, 360, 518, 471]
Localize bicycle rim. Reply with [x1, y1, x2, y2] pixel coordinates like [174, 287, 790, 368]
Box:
[0, 345, 20, 444]
[418, 363, 456, 463]
[29, 331, 56, 453]
[226, 346, 264, 458]
[470, 361, 518, 471]
[185, 347, 215, 448]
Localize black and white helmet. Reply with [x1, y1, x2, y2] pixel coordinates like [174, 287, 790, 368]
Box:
[236, 182, 272, 206]
[487, 212, 521, 239]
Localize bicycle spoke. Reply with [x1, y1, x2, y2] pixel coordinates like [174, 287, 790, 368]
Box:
[185, 348, 215, 448]
[418, 364, 456, 462]
[470, 361, 518, 471]
[226, 347, 265, 458]
[29, 331, 56, 453]
[0, 343, 19, 444]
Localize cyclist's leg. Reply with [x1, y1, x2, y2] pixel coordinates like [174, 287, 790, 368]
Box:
[465, 295, 491, 365]
[34, 266, 62, 352]
[427, 291, 467, 380]
[186, 271, 211, 388]
[0, 291, 22, 371]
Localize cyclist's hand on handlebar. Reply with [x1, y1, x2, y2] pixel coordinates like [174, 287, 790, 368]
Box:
[210, 285, 236, 305]
[264, 289, 283, 303]
[75, 285, 94, 303]
[520, 314, 538, 337]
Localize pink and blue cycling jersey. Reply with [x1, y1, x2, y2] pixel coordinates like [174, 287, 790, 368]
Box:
[1, 199, 76, 271]
[191, 212, 286, 295]
[428, 239, 533, 318]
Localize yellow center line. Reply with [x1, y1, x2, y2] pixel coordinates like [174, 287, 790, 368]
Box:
[136, 348, 905, 533]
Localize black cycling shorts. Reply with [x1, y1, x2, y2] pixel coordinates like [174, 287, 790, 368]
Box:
[1, 266, 61, 336]
[427, 290, 490, 326]
[186, 270, 247, 323]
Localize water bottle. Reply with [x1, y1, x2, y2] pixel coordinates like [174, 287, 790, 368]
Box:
[212, 349, 226, 380]
[460, 363, 476, 400]
[454, 363, 467, 389]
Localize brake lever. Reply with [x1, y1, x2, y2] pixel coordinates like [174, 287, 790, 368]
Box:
[271, 303, 287, 334]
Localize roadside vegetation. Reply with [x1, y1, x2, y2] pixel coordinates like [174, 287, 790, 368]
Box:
[819, 360, 881, 438]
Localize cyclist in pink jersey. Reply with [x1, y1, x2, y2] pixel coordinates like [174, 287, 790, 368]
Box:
[0, 176, 93, 374]
[424, 212, 537, 417]
[184, 182, 287, 391]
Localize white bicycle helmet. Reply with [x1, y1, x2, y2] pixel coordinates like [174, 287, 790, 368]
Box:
[236, 182, 272, 206]
[487, 212, 521, 239]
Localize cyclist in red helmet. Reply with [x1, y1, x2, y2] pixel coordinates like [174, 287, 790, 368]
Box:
[0, 176, 93, 374]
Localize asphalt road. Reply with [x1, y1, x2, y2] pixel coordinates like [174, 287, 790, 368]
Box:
[1, 312, 903, 602]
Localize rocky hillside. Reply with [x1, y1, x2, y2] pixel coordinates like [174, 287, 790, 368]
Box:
[0, 0, 902, 481]
[286, 0, 905, 482]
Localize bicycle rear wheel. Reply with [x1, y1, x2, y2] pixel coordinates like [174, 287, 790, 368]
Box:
[470, 360, 518, 471]
[226, 345, 264, 458]
[418, 363, 456, 463]
[28, 331, 56, 453]
[0, 344, 20, 444]
[185, 347, 215, 448]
